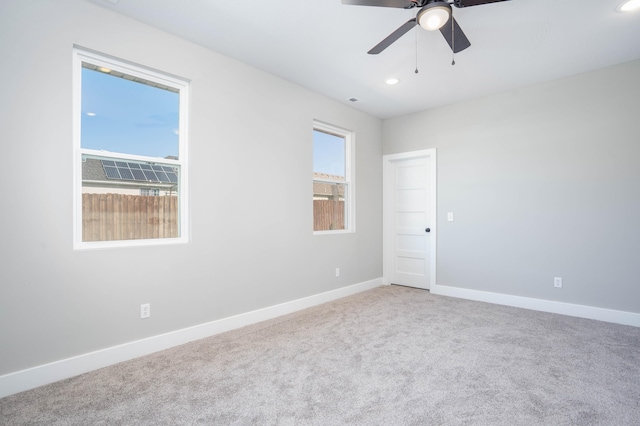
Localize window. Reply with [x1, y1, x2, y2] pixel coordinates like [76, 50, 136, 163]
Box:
[140, 188, 160, 197]
[73, 48, 189, 248]
[313, 121, 353, 233]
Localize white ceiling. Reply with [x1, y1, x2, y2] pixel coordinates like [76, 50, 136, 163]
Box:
[88, 0, 640, 119]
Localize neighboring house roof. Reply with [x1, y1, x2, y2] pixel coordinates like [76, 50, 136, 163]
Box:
[82, 158, 177, 188]
[313, 172, 345, 198]
[83, 158, 108, 181]
[83, 160, 340, 195]
[313, 172, 344, 182]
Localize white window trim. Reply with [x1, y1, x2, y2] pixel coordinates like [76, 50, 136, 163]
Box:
[313, 120, 355, 235]
[72, 47, 190, 250]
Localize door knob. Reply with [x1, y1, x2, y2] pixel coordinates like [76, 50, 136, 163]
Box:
[425, 228, 430, 233]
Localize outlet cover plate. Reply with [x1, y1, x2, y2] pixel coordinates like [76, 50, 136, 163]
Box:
[141, 303, 150, 319]
[554, 277, 562, 288]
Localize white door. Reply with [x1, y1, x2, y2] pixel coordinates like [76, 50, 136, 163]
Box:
[384, 150, 436, 290]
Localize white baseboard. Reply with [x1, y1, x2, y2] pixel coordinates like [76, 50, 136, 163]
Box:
[430, 283, 640, 327]
[0, 278, 382, 399]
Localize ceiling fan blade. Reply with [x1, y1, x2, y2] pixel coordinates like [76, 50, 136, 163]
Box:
[453, 0, 510, 8]
[439, 16, 471, 53]
[342, 0, 416, 8]
[368, 18, 417, 54]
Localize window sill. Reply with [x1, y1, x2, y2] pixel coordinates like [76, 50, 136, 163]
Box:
[73, 236, 189, 251]
[313, 229, 353, 236]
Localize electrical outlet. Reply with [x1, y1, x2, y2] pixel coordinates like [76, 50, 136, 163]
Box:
[554, 277, 562, 288]
[335, 268, 340, 278]
[140, 303, 150, 319]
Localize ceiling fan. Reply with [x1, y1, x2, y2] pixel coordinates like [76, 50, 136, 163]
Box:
[342, 0, 511, 55]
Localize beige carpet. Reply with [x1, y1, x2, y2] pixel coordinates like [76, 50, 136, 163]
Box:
[1, 285, 639, 425]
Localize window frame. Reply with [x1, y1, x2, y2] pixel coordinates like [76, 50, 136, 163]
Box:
[312, 120, 355, 235]
[72, 47, 190, 250]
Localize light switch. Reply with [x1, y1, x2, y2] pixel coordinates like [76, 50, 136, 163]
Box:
[447, 212, 454, 222]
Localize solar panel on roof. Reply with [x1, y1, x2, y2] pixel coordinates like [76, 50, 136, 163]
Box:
[118, 168, 134, 180]
[156, 171, 170, 182]
[166, 172, 178, 183]
[143, 170, 158, 181]
[99, 159, 177, 184]
[131, 169, 146, 181]
[104, 166, 120, 179]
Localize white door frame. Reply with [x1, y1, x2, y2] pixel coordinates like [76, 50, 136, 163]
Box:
[383, 149, 437, 289]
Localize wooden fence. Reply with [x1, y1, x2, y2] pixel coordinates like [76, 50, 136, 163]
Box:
[313, 200, 345, 231]
[82, 193, 178, 242]
[84, 195, 339, 239]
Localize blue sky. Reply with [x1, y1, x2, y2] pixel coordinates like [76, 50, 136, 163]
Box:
[81, 68, 179, 158]
[83, 67, 344, 174]
[313, 130, 345, 177]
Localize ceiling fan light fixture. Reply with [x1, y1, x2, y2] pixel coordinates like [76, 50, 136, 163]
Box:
[417, 2, 452, 31]
[618, 0, 640, 12]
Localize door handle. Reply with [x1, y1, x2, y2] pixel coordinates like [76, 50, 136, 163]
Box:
[425, 228, 430, 233]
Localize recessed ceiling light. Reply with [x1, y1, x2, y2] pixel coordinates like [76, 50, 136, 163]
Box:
[385, 78, 399, 85]
[98, 66, 112, 73]
[86, 112, 96, 117]
[619, 0, 640, 12]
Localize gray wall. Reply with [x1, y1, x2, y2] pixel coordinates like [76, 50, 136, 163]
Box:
[384, 60, 640, 313]
[0, 0, 382, 376]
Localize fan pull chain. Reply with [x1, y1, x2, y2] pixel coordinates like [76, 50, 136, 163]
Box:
[415, 26, 419, 74]
[451, 14, 456, 66]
